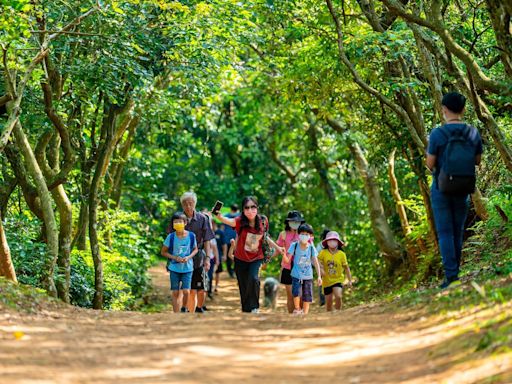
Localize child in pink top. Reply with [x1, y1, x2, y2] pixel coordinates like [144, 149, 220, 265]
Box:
[276, 210, 305, 313]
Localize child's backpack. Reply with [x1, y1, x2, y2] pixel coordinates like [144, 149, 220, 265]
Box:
[165, 231, 195, 271]
[437, 125, 477, 196]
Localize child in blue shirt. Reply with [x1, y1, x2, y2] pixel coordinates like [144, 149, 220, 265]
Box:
[283, 223, 322, 315]
[161, 212, 198, 313]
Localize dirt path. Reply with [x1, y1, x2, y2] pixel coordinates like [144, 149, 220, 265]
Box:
[0, 265, 510, 383]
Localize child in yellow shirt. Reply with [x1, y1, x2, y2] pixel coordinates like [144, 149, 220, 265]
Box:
[317, 231, 352, 311]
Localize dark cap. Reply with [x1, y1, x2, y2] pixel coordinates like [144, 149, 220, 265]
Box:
[284, 210, 305, 223]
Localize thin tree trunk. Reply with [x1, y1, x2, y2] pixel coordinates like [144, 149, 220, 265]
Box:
[72, 198, 89, 250]
[89, 100, 134, 309]
[350, 141, 403, 269]
[0, 214, 17, 282]
[51, 185, 72, 303]
[12, 121, 58, 296]
[324, 115, 404, 270]
[109, 117, 139, 207]
[388, 150, 420, 264]
[471, 188, 489, 221]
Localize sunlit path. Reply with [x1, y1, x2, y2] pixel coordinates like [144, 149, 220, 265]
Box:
[0, 265, 510, 383]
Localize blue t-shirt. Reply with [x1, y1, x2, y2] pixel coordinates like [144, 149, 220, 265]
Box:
[223, 212, 240, 242]
[288, 242, 318, 280]
[215, 229, 226, 256]
[164, 231, 196, 273]
[427, 123, 483, 182]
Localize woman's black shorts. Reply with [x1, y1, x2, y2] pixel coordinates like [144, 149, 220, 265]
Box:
[280, 268, 292, 285]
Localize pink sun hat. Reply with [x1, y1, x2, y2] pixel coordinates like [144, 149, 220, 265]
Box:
[321, 231, 345, 248]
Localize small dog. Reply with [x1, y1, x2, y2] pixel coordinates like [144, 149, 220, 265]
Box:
[263, 277, 279, 310]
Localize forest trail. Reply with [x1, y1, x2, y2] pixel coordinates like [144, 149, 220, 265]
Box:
[0, 265, 510, 384]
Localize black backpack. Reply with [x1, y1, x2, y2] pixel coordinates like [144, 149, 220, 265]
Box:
[437, 124, 477, 196]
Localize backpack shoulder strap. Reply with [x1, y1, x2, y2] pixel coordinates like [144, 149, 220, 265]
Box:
[188, 231, 195, 254]
[438, 125, 450, 139]
[169, 232, 176, 254]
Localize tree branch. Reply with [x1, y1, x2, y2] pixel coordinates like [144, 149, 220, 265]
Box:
[379, 0, 512, 96]
[325, 0, 425, 151]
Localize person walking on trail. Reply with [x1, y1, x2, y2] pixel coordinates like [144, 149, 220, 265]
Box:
[180, 192, 215, 313]
[161, 212, 198, 313]
[276, 210, 305, 313]
[222, 204, 240, 278]
[215, 196, 285, 313]
[317, 231, 352, 312]
[201, 209, 220, 300]
[283, 223, 322, 315]
[213, 221, 227, 293]
[315, 228, 331, 307]
[426, 92, 483, 289]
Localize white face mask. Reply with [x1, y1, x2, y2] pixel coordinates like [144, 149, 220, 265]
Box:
[299, 234, 310, 243]
[289, 221, 300, 230]
[327, 240, 338, 249]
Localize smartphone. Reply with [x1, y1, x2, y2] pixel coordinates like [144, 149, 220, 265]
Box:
[212, 200, 223, 215]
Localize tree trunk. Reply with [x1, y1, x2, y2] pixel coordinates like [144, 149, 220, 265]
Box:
[388, 150, 422, 264]
[324, 115, 404, 270]
[485, 0, 512, 78]
[73, 198, 89, 251]
[0, 214, 17, 282]
[89, 100, 134, 309]
[12, 121, 58, 296]
[109, 117, 139, 208]
[51, 185, 72, 303]
[471, 188, 489, 221]
[350, 141, 403, 269]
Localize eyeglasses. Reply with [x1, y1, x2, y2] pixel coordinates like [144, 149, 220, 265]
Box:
[244, 205, 258, 210]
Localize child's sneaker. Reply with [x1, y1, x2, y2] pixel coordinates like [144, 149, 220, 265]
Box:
[292, 309, 303, 316]
[250, 308, 259, 314]
[195, 307, 204, 313]
[180, 307, 189, 313]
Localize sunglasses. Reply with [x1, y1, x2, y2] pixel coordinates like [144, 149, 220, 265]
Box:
[244, 205, 258, 210]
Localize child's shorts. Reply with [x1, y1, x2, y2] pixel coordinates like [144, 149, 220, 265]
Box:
[323, 282, 343, 295]
[291, 277, 313, 302]
[169, 270, 193, 291]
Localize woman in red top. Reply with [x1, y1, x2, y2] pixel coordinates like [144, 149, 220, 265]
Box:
[216, 196, 284, 313]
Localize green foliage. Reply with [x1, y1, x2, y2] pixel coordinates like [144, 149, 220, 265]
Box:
[5, 214, 51, 287]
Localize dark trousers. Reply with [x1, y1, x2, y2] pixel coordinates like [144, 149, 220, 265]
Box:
[431, 185, 469, 281]
[226, 256, 235, 277]
[234, 258, 262, 312]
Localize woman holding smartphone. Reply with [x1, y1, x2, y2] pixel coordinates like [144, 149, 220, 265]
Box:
[215, 196, 284, 313]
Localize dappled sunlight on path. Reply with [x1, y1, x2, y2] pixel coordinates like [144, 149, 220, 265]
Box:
[0, 264, 510, 383]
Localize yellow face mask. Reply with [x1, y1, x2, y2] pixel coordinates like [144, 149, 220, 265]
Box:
[173, 222, 185, 232]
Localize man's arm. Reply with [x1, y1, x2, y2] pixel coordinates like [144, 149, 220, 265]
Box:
[426, 154, 436, 171]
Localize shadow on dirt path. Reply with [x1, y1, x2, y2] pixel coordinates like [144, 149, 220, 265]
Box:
[0, 264, 510, 383]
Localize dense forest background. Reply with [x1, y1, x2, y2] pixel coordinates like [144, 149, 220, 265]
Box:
[1, 0, 511, 310]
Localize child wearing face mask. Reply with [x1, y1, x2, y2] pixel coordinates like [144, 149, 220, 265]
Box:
[283, 223, 322, 315]
[276, 210, 306, 313]
[161, 212, 198, 313]
[317, 231, 352, 312]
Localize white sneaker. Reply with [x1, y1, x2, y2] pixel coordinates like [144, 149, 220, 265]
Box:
[251, 308, 259, 314]
[292, 309, 303, 316]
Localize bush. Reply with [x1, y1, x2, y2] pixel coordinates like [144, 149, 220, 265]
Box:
[5, 214, 50, 287]
[4, 208, 158, 310]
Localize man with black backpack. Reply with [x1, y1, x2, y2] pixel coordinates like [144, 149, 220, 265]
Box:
[426, 92, 483, 289]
